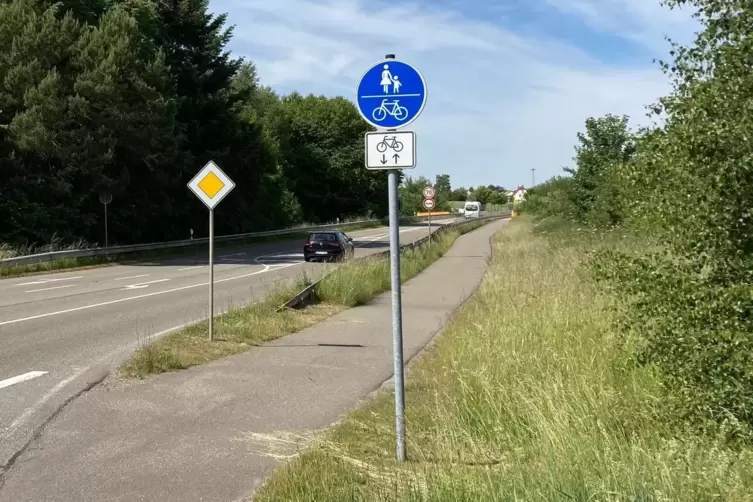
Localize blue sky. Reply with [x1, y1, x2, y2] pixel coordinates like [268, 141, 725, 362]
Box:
[210, 0, 699, 190]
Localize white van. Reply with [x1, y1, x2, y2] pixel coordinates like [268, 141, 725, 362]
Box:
[464, 201, 481, 218]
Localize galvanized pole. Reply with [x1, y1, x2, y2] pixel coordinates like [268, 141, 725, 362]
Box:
[387, 169, 406, 461]
[428, 210, 432, 246]
[384, 52, 406, 462]
[208, 208, 215, 341]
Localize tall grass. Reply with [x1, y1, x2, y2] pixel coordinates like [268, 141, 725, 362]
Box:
[256, 217, 753, 501]
[316, 220, 484, 307]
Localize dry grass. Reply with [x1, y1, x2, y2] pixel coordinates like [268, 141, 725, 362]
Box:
[255, 216, 753, 502]
[119, 219, 488, 379]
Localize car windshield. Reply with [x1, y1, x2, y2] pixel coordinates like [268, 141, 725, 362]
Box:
[309, 233, 337, 242]
[466, 204, 479, 211]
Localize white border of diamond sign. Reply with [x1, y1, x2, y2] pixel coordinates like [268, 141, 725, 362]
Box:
[187, 161, 236, 209]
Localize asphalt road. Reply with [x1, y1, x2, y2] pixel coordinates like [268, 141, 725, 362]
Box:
[0, 219, 454, 470]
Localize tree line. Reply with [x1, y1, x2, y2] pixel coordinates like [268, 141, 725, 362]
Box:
[0, 0, 390, 248]
[522, 0, 753, 440]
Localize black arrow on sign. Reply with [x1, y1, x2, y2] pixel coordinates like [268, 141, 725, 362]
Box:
[381, 154, 387, 165]
[393, 153, 400, 163]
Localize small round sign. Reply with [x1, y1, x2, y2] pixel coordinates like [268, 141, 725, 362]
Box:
[423, 198, 435, 210]
[422, 186, 435, 199]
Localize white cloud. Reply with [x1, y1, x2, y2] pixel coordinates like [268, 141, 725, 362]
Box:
[212, 0, 697, 188]
[544, 0, 700, 50]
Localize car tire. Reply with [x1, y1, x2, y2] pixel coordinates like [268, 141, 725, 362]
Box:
[304, 256, 311, 262]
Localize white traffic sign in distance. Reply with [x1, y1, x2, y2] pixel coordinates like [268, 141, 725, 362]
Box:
[187, 161, 235, 209]
[423, 198, 435, 210]
[365, 131, 416, 170]
[423, 186, 435, 199]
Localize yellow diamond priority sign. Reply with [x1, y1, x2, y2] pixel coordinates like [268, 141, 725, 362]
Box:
[188, 160, 235, 209]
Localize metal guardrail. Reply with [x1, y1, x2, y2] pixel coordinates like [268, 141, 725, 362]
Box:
[0, 214, 443, 268]
[278, 213, 508, 311]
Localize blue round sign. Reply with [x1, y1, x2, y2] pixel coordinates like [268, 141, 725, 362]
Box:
[356, 59, 427, 129]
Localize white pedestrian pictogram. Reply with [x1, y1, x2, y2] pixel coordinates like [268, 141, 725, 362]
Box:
[392, 75, 401, 93]
[381, 64, 393, 94]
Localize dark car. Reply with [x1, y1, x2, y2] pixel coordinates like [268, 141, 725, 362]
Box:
[303, 231, 355, 262]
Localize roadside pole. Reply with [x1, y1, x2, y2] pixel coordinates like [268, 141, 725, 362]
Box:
[208, 208, 214, 340]
[357, 53, 427, 461]
[422, 186, 435, 246]
[99, 192, 112, 248]
[387, 167, 405, 460]
[187, 160, 235, 342]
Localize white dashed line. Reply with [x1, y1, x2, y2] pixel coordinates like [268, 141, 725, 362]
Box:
[114, 274, 150, 281]
[25, 284, 76, 293]
[16, 276, 82, 287]
[0, 371, 49, 390]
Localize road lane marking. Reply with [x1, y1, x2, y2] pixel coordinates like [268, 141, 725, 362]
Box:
[16, 276, 82, 287]
[114, 274, 150, 281]
[178, 265, 203, 271]
[122, 279, 170, 290]
[0, 368, 87, 444]
[0, 225, 433, 327]
[24, 284, 77, 293]
[0, 263, 298, 326]
[0, 371, 48, 390]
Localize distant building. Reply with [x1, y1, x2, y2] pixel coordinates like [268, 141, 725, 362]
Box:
[511, 185, 527, 203]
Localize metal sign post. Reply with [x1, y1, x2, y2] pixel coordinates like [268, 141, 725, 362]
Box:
[98, 192, 112, 248]
[357, 53, 427, 462]
[422, 186, 435, 244]
[423, 197, 435, 242]
[187, 160, 235, 341]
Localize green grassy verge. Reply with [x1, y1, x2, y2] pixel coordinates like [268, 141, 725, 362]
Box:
[255, 216, 753, 502]
[119, 219, 488, 379]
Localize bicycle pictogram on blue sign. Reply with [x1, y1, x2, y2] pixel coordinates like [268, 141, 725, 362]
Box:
[356, 60, 427, 129]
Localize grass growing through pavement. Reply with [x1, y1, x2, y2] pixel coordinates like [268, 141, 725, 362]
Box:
[119, 219, 488, 378]
[255, 217, 753, 502]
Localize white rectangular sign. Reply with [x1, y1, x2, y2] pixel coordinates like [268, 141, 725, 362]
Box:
[364, 131, 416, 170]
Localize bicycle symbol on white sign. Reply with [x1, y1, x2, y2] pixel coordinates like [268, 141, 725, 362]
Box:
[376, 135, 404, 153]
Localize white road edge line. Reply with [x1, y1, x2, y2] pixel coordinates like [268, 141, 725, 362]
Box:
[178, 265, 203, 271]
[25, 284, 76, 293]
[114, 274, 150, 281]
[16, 276, 83, 287]
[0, 262, 297, 327]
[0, 371, 49, 390]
